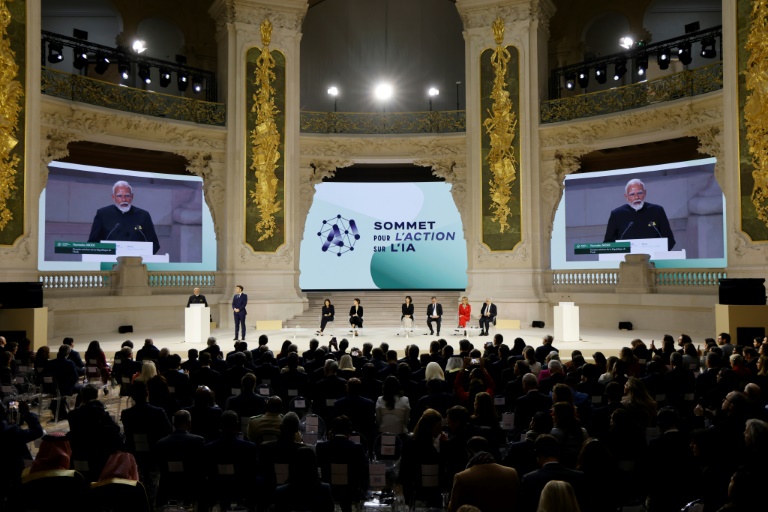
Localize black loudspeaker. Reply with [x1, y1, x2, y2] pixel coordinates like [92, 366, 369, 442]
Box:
[736, 327, 765, 347]
[118, 325, 133, 334]
[718, 278, 766, 305]
[0, 282, 43, 309]
[619, 322, 633, 330]
[532, 321, 545, 328]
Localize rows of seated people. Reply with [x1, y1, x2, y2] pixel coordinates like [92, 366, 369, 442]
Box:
[2, 332, 768, 511]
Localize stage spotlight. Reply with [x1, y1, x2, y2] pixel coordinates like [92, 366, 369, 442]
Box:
[47, 42, 64, 64]
[595, 64, 607, 84]
[636, 54, 648, 77]
[327, 86, 339, 97]
[177, 72, 189, 91]
[132, 40, 147, 54]
[159, 68, 171, 88]
[564, 73, 576, 90]
[118, 59, 130, 80]
[72, 47, 88, 70]
[94, 53, 110, 74]
[677, 42, 692, 65]
[192, 76, 203, 94]
[138, 64, 151, 84]
[619, 36, 634, 50]
[657, 48, 671, 70]
[700, 38, 716, 58]
[613, 60, 627, 81]
[577, 68, 589, 89]
[374, 83, 393, 101]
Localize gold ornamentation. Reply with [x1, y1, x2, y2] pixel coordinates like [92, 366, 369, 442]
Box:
[249, 19, 282, 242]
[0, 0, 22, 232]
[482, 17, 517, 234]
[745, 0, 768, 227]
[541, 63, 722, 124]
[299, 110, 466, 134]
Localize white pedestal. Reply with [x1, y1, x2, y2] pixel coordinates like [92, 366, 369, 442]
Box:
[185, 306, 210, 344]
[554, 302, 580, 342]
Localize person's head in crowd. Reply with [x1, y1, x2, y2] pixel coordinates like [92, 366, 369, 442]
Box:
[744, 383, 761, 404]
[173, 410, 192, 432]
[533, 433, 560, 463]
[472, 391, 498, 421]
[258, 334, 269, 347]
[542, 335, 554, 346]
[493, 333, 503, 347]
[380, 342, 389, 353]
[552, 383, 573, 406]
[382, 375, 401, 409]
[386, 350, 398, 364]
[79, 384, 100, 404]
[705, 352, 721, 370]
[591, 351, 607, 371]
[339, 354, 354, 371]
[445, 356, 463, 373]
[62, 337, 74, 347]
[241, 372, 257, 393]
[57, 344, 72, 359]
[669, 351, 683, 368]
[199, 352, 212, 367]
[419, 353, 431, 368]
[308, 338, 319, 353]
[329, 415, 352, 437]
[346, 377, 362, 396]
[580, 363, 598, 382]
[661, 335, 675, 352]
[361, 363, 377, 380]
[266, 396, 283, 414]
[35, 346, 51, 366]
[604, 381, 624, 403]
[220, 410, 240, 434]
[469, 348, 482, 359]
[515, 360, 531, 377]
[30, 433, 72, 473]
[744, 347, 758, 362]
[324, 359, 339, 377]
[232, 352, 246, 367]
[677, 333, 692, 348]
[530, 410, 554, 435]
[538, 480, 581, 512]
[577, 437, 611, 473]
[744, 418, 768, 457]
[425, 362, 444, 381]
[407, 345, 419, 361]
[619, 347, 637, 365]
[396, 363, 412, 383]
[442, 344, 454, 359]
[371, 347, 384, 361]
[131, 380, 148, 403]
[446, 405, 470, 431]
[466, 435, 491, 460]
[119, 346, 133, 361]
[285, 352, 300, 370]
[683, 343, 699, 360]
[362, 342, 373, 357]
[623, 377, 655, 409]
[722, 390, 747, 415]
[604, 356, 618, 376]
[136, 360, 158, 383]
[730, 353, 746, 370]
[548, 359, 563, 375]
[280, 411, 301, 440]
[429, 341, 441, 356]
[338, 338, 349, 352]
[522, 373, 538, 392]
[656, 407, 680, 433]
[717, 332, 731, 346]
[413, 408, 443, 443]
[704, 337, 717, 349]
[187, 348, 198, 361]
[569, 354, 586, 371]
[167, 353, 182, 370]
[551, 401, 580, 432]
[426, 378, 444, 395]
[459, 339, 472, 353]
[724, 468, 761, 509]
[510, 337, 526, 356]
[194, 385, 216, 407]
[757, 355, 768, 377]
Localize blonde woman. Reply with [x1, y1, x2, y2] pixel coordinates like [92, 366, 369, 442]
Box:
[537, 480, 581, 512]
[132, 359, 157, 384]
[458, 296, 471, 335]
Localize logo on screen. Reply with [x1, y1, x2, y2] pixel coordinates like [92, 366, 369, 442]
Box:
[318, 215, 359, 256]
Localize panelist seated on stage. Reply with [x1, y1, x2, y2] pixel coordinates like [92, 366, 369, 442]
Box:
[187, 287, 208, 307]
[87, 180, 161, 254]
[603, 178, 675, 250]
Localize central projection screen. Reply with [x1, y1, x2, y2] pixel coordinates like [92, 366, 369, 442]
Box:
[299, 181, 467, 290]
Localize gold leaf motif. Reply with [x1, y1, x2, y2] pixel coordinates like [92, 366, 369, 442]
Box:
[0, 0, 22, 232]
[746, 0, 768, 227]
[250, 19, 282, 242]
[483, 17, 517, 234]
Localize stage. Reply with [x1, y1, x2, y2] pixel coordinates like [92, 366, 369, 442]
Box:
[53, 324, 715, 362]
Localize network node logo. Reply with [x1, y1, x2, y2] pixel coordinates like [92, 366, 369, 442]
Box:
[318, 214, 360, 256]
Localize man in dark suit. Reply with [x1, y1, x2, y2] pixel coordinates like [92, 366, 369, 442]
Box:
[534, 335, 558, 364]
[62, 337, 85, 376]
[426, 296, 443, 336]
[88, 180, 160, 254]
[478, 298, 497, 336]
[203, 411, 259, 508]
[136, 338, 160, 362]
[334, 378, 376, 442]
[316, 415, 369, 512]
[46, 344, 82, 399]
[155, 410, 206, 506]
[225, 373, 267, 422]
[232, 285, 248, 341]
[513, 373, 552, 435]
[520, 434, 585, 512]
[187, 287, 208, 307]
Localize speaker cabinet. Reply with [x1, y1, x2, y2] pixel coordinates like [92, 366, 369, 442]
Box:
[532, 321, 545, 328]
[118, 325, 133, 334]
[619, 322, 633, 330]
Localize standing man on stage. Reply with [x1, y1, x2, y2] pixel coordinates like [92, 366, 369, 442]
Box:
[479, 298, 497, 336]
[232, 285, 248, 341]
[426, 296, 443, 336]
[187, 287, 208, 307]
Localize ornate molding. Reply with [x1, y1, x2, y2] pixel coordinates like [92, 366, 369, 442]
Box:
[539, 99, 723, 149]
[299, 158, 354, 227]
[211, 0, 307, 34]
[532, 0, 557, 36]
[300, 135, 465, 160]
[475, 239, 530, 263]
[176, 151, 225, 242]
[539, 147, 591, 239]
[458, 3, 531, 31]
[732, 228, 768, 262]
[40, 101, 226, 153]
[239, 240, 293, 266]
[689, 125, 724, 188]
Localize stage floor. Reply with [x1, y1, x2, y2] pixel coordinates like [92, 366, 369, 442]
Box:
[54, 324, 715, 362]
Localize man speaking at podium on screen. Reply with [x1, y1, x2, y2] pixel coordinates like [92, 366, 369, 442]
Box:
[87, 180, 160, 254]
[603, 178, 676, 250]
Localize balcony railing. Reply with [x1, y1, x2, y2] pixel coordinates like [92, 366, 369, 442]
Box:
[540, 62, 722, 124]
[300, 110, 466, 134]
[42, 67, 226, 126]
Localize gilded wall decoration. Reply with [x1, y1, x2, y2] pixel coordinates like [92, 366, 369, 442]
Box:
[245, 20, 286, 252]
[741, 0, 768, 239]
[480, 22, 521, 251]
[0, 0, 25, 245]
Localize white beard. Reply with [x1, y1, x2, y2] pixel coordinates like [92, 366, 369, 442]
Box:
[630, 201, 644, 211]
[117, 204, 132, 213]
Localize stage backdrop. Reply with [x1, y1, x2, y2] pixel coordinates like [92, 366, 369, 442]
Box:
[299, 182, 467, 290]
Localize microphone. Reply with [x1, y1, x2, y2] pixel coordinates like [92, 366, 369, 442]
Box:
[134, 225, 148, 242]
[619, 222, 634, 239]
[648, 221, 662, 237]
[105, 223, 120, 240]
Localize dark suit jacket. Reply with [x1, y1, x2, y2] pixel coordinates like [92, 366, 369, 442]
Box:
[401, 303, 414, 320]
[521, 462, 585, 512]
[426, 303, 443, 318]
[187, 294, 208, 307]
[603, 201, 676, 250]
[136, 344, 160, 362]
[480, 303, 497, 319]
[68, 349, 85, 375]
[121, 402, 173, 467]
[513, 391, 553, 433]
[88, 204, 160, 254]
[334, 394, 376, 440]
[155, 429, 207, 502]
[349, 305, 363, 319]
[232, 293, 248, 316]
[45, 357, 80, 396]
[316, 435, 369, 503]
[321, 304, 335, 319]
[534, 344, 558, 364]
